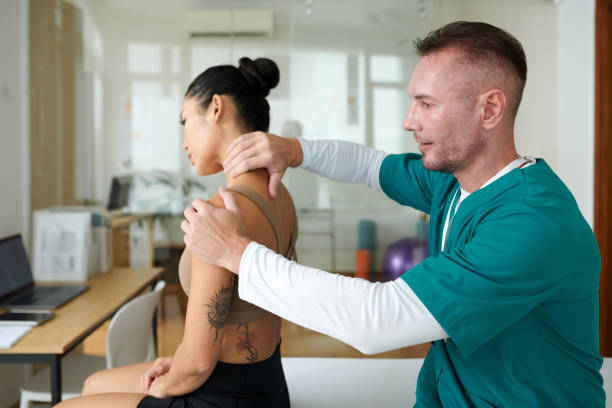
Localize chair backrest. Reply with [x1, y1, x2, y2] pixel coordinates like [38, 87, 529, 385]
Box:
[105, 280, 166, 369]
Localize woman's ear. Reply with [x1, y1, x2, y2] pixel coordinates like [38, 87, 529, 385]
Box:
[480, 89, 505, 130]
[210, 94, 224, 123]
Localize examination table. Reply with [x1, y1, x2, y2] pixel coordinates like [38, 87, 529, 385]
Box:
[281, 357, 612, 407]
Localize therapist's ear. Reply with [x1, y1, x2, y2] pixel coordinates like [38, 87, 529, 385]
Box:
[480, 89, 505, 131]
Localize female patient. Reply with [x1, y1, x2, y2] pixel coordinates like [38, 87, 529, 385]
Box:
[56, 57, 297, 408]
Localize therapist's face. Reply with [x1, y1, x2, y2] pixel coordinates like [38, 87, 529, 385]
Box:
[403, 48, 484, 173]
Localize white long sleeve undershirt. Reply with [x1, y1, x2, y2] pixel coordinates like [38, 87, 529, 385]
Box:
[239, 242, 448, 355]
[297, 138, 387, 191]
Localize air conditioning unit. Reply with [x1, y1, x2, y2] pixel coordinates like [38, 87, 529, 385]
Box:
[184, 9, 274, 37]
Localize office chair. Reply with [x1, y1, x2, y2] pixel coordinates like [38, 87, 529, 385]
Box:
[19, 280, 166, 407]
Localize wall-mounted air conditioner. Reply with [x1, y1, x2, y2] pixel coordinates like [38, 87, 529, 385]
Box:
[184, 9, 274, 37]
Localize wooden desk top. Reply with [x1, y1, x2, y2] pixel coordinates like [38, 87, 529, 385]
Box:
[109, 213, 154, 228]
[0, 267, 163, 355]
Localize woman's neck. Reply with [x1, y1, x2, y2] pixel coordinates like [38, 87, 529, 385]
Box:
[224, 167, 269, 186]
[216, 126, 269, 186]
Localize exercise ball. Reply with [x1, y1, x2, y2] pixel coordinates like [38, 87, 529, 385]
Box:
[382, 238, 428, 281]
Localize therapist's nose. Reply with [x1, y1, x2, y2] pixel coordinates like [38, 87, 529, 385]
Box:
[403, 103, 421, 133]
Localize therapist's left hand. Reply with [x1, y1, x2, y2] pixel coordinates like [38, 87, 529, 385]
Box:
[181, 187, 251, 274]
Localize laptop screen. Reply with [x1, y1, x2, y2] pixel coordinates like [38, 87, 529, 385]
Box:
[107, 175, 132, 211]
[0, 235, 33, 298]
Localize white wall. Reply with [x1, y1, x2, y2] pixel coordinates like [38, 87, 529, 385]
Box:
[0, 0, 29, 405]
[0, 0, 30, 243]
[437, 0, 559, 170]
[435, 0, 595, 225]
[557, 0, 595, 226]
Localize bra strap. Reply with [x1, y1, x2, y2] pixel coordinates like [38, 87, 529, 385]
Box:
[286, 196, 299, 261]
[225, 185, 281, 253]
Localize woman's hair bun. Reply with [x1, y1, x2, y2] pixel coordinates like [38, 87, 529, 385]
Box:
[238, 57, 280, 97]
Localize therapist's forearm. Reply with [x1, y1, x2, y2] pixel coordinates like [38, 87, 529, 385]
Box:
[237, 242, 448, 355]
[297, 139, 387, 191]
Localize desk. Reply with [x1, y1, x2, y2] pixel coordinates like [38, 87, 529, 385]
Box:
[0, 267, 163, 404]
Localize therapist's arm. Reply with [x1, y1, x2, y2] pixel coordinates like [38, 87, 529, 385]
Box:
[223, 132, 387, 197]
[238, 242, 448, 355]
[182, 189, 447, 355]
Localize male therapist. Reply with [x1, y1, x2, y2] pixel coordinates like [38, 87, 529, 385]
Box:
[181, 21, 605, 407]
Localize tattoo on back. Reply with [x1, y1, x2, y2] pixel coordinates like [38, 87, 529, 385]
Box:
[236, 323, 259, 362]
[204, 277, 233, 344]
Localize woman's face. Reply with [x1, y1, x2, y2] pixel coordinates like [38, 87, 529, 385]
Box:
[180, 97, 224, 176]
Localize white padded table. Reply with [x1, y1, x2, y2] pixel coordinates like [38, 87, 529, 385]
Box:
[282, 357, 612, 407]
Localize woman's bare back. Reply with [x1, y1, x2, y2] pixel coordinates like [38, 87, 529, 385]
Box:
[180, 169, 297, 364]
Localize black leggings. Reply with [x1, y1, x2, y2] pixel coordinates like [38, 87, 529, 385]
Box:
[137, 343, 290, 408]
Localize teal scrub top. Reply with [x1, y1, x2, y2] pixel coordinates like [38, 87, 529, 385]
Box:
[379, 154, 604, 407]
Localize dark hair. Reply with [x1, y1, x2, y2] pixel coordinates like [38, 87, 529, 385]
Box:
[185, 57, 280, 132]
[414, 21, 527, 119]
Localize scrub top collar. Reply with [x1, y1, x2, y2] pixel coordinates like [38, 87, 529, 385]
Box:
[441, 156, 535, 251]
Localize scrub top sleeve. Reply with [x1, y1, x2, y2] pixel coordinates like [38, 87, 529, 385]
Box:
[401, 207, 571, 357]
[379, 153, 449, 213]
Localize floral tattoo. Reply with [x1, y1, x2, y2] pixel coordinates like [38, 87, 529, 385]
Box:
[236, 323, 259, 362]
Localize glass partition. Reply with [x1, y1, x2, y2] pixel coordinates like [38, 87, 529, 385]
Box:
[59, 0, 558, 273]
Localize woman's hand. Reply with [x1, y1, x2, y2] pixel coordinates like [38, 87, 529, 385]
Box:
[223, 131, 303, 198]
[140, 356, 172, 394]
[147, 374, 170, 399]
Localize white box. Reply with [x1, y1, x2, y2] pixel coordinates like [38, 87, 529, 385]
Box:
[32, 209, 105, 282]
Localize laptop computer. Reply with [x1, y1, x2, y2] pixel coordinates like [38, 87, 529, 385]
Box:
[0, 234, 89, 309]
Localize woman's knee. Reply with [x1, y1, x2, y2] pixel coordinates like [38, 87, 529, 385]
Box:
[53, 395, 82, 407]
[81, 369, 110, 395]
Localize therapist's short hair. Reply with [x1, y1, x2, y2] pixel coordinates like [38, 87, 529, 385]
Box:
[414, 21, 527, 120]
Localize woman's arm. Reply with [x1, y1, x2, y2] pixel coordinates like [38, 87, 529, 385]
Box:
[150, 201, 235, 397]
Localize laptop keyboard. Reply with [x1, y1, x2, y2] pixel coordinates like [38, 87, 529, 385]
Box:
[10, 287, 59, 303]
[0, 285, 88, 308]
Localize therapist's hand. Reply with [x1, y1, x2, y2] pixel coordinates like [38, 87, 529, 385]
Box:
[223, 131, 303, 198]
[181, 187, 251, 274]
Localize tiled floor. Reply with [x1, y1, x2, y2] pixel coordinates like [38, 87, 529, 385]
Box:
[83, 283, 429, 359]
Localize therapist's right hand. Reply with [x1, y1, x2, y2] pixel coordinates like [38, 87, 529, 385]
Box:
[140, 356, 172, 394]
[223, 131, 303, 198]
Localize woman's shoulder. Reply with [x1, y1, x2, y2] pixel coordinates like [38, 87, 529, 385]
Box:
[229, 169, 291, 204]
